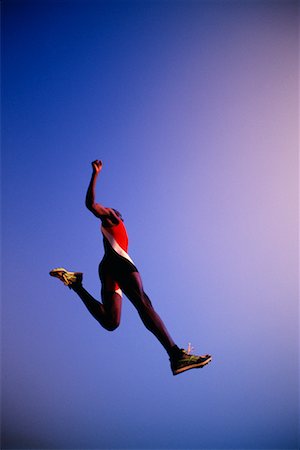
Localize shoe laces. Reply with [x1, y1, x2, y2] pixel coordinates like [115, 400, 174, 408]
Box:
[186, 342, 195, 355]
[62, 271, 76, 286]
[61, 272, 70, 285]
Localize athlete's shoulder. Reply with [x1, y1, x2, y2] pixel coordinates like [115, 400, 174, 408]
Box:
[101, 208, 124, 228]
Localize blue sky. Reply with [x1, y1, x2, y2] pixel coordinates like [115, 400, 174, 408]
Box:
[2, 1, 299, 449]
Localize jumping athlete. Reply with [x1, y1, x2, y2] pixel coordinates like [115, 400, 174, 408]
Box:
[50, 160, 212, 375]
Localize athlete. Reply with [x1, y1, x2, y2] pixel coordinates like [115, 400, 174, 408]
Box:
[50, 160, 212, 375]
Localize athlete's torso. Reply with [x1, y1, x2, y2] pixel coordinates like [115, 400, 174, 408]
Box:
[99, 216, 137, 295]
[101, 220, 129, 254]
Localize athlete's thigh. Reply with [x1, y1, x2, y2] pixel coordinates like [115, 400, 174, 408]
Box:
[118, 271, 151, 308]
[98, 259, 122, 311]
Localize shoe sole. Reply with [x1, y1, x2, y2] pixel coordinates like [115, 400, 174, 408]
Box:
[49, 270, 82, 277]
[172, 356, 212, 376]
[49, 269, 68, 278]
[49, 269, 83, 287]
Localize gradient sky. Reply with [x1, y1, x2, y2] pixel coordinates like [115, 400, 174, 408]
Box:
[2, 1, 299, 449]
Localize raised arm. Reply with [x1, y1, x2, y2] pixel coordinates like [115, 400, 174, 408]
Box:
[85, 160, 119, 224]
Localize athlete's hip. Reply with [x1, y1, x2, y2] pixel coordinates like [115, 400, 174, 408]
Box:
[99, 251, 138, 277]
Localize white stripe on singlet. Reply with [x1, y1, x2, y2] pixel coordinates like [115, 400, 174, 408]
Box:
[101, 226, 135, 265]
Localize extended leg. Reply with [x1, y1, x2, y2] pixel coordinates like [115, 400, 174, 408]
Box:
[118, 272, 176, 355]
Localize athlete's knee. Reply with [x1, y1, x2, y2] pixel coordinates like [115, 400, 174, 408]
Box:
[104, 319, 120, 332]
[106, 323, 119, 332]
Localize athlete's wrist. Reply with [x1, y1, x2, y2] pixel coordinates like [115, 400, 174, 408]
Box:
[91, 160, 103, 174]
[91, 167, 101, 178]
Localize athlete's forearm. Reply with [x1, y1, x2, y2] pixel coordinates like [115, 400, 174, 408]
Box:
[85, 171, 99, 209]
[85, 160, 109, 218]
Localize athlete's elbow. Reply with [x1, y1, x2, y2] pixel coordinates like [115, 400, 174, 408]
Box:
[85, 200, 95, 213]
[85, 197, 91, 209]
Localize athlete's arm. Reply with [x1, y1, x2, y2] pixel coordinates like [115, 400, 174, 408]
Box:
[85, 160, 120, 225]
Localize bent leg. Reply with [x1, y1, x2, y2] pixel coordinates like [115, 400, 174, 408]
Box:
[118, 272, 176, 355]
[71, 275, 122, 332]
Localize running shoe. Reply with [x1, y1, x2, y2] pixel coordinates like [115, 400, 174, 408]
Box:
[49, 267, 83, 288]
[170, 349, 212, 376]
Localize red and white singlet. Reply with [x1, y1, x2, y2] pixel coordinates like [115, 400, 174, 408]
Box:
[100, 220, 136, 297]
[101, 220, 134, 264]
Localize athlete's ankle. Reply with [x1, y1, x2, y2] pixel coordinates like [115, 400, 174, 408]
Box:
[71, 282, 83, 292]
[168, 345, 181, 359]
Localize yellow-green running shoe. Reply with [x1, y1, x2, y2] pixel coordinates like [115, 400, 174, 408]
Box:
[49, 267, 83, 288]
[170, 350, 212, 376]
